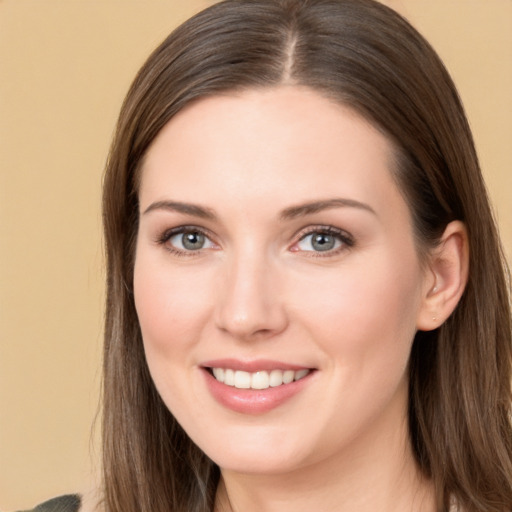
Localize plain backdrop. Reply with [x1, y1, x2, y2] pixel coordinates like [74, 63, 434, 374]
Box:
[1, 1, 511, 509]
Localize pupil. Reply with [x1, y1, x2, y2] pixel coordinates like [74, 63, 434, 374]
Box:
[312, 233, 334, 251]
[182, 232, 204, 250]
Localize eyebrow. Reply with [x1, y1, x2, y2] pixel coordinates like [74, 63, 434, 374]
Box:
[143, 200, 216, 219]
[280, 198, 376, 220]
[142, 197, 376, 220]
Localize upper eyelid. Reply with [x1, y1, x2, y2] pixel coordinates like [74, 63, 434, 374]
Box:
[293, 225, 354, 242]
[159, 225, 215, 239]
[158, 224, 351, 237]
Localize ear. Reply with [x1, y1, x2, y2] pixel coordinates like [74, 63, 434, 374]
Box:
[416, 220, 469, 331]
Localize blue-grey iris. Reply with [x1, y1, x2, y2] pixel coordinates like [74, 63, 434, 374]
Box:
[182, 232, 205, 250]
[312, 233, 336, 251]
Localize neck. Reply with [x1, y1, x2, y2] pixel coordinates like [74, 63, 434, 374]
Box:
[214, 393, 435, 512]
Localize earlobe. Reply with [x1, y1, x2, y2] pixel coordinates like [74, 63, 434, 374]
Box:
[417, 221, 469, 331]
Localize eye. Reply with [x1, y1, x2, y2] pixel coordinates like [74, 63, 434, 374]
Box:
[297, 232, 341, 252]
[158, 227, 217, 254]
[170, 231, 207, 251]
[292, 227, 353, 254]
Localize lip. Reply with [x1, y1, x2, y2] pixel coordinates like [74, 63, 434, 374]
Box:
[200, 359, 316, 414]
[201, 358, 310, 372]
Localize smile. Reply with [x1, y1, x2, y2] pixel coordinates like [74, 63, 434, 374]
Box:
[211, 368, 311, 390]
[201, 361, 316, 413]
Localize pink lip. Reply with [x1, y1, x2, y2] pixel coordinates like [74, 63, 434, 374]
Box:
[201, 358, 310, 372]
[200, 361, 315, 415]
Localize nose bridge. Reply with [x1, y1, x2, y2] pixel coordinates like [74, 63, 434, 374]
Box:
[215, 243, 287, 339]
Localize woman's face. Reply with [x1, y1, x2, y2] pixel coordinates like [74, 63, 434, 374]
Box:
[134, 87, 431, 475]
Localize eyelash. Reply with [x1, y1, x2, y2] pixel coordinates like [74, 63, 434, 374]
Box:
[155, 224, 354, 257]
[293, 225, 354, 257]
[156, 225, 217, 258]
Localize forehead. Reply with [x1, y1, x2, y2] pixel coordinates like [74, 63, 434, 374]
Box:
[139, 86, 405, 224]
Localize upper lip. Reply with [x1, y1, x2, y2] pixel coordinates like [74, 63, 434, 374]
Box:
[201, 358, 313, 372]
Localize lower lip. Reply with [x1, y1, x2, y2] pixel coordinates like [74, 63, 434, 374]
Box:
[202, 368, 314, 414]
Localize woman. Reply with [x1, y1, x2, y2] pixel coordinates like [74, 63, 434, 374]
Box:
[28, 0, 512, 511]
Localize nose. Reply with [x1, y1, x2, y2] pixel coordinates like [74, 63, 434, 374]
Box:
[214, 251, 288, 341]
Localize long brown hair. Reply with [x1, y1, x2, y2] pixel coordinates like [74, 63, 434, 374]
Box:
[101, 1, 512, 510]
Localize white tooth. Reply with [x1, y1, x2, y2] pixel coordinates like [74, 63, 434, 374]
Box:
[294, 369, 309, 381]
[283, 370, 295, 384]
[234, 370, 251, 389]
[224, 369, 235, 386]
[212, 368, 225, 383]
[251, 371, 270, 390]
[216, 368, 309, 388]
[269, 369, 284, 387]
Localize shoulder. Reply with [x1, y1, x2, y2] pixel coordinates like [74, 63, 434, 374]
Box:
[19, 495, 82, 512]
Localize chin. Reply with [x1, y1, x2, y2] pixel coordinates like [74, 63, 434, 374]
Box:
[213, 449, 305, 475]
[189, 423, 313, 475]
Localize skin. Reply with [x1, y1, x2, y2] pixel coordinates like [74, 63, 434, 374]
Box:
[134, 86, 467, 512]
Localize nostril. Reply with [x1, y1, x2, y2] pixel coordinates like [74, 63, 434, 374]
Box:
[215, 306, 289, 341]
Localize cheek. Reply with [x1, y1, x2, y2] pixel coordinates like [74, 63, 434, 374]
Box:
[134, 254, 211, 346]
[290, 249, 423, 365]
[132, 253, 216, 398]
[133, 254, 214, 416]
[287, 252, 422, 442]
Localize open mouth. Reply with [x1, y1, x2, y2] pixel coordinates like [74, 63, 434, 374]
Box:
[206, 367, 312, 390]
[201, 362, 317, 413]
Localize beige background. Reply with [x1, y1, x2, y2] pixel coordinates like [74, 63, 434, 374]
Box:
[1, 1, 510, 510]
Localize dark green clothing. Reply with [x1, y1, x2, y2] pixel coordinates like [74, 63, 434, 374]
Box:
[19, 495, 81, 512]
